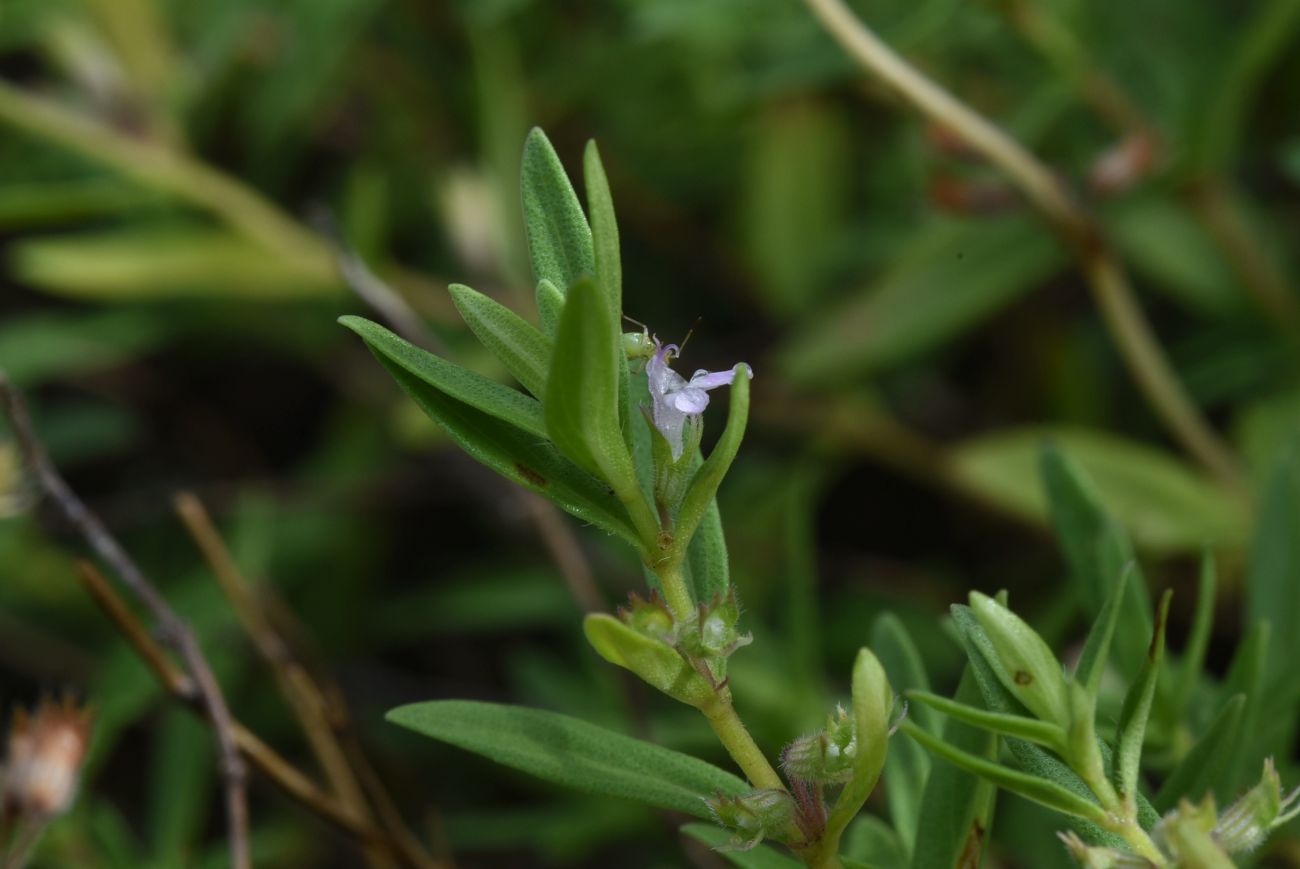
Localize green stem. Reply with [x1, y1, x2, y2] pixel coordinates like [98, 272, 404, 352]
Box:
[652, 563, 693, 623]
[700, 693, 786, 792]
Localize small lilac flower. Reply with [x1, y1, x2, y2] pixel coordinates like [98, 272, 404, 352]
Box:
[646, 339, 752, 461]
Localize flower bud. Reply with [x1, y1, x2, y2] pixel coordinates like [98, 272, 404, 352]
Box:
[705, 788, 795, 851]
[617, 592, 674, 640]
[2, 697, 93, 821]
[675, 591, 752, 660]
[1153, 795, 1232, 868]
[781, 705, 856, 784]
[1213, 758, 1300, 855]
[969, 592, 1069, 727]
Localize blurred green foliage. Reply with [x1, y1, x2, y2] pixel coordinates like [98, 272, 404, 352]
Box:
[1, 0, 1298, 866]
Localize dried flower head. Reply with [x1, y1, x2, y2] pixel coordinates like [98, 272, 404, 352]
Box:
[2, 697, 93, 821]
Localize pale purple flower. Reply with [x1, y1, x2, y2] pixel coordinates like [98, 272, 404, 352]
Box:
[646, 339, 752, 461]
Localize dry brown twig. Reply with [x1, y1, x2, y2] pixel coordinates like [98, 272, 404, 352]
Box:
[0, 375, 252, 869]
[173, 493, 444, 869]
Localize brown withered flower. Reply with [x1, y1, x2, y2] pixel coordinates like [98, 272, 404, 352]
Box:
[2, 696, 93, 822]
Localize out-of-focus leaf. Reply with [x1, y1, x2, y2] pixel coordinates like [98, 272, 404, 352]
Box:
[147, 707, 214, 861]
[741, 101, 850, 316]
[0, 178, 157, 227]
[0, 309, 169, 387]
[872, 613, 932, 858]
[910, 667, 998, 869]
[386, 701, 747, 816]
[1244, 448, 1300, 689]
[1154, 694, 1245, 812]
[841, 815, 906, 869]
[449, 283, 551, 398]
[521, 128, 593, 292]
[952, 428, 1248, 554]
[680, 824, 801, 868]
[779, 216, 1065, 383]
[1041, 442, 1153, 681]
[371, 568, 576, 640]
[1220, 621, 1270, 793]
[342, 316, 638, 545]
[1107, 196, 1244, 315]
[10, 226, 337, 300]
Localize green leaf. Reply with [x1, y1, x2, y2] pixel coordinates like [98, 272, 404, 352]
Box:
[968, 591, 1069, 727]
[545, 279, 656, 542]
[1153, 694, 1245, 813]
[11, 226, 337, 300]
[778, 215, 1065, 383]
[908, 691, 1066, 752]
[679, 824, 801, 868]
[1040, 442, 1157, 683]
[1245, 450, 1300, 690]
[872, 614, 932, 859]
[841, 815, 906, 868]
[342, 317, 638, 545]
[901, 720, 1106, 823]
[583, 614, 714, 708]
[1172, 551, 1217, 717]
[672, 365, 751, 565]
[387, 701, 746, 817]
[1073, 563, 1133, 698]
[535, 278, 565, 337]
[583, 141, 622, 330]
[827, 649, 892, 844]
[521, 127, 594, 292]
[910, 667, 998, 869]
[1220, 621, 1270, 791]
[950, 429, 1248, 555]
[341, 315, 546, 438]
[687, 498, 731, 603]
[1113, 590, 1171, 805]
[449, 283, 552, 398]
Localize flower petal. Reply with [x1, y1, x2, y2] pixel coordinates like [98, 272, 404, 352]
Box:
[688, 364, 752, 391]
[672, 387, 710, 414]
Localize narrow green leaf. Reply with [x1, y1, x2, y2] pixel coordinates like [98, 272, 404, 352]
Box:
[951, 605, 1134, 849]
[343, 318, 637, 545]
[449, 283, 552, 398]
[908, 691, 1066, 752]
[968, 591, 1069, 727]
[1074, 563, 1133, 698]
[910, 667, 998, 869]
[1040, 441, 1155, 679]
[545, 279, 657, 544]
[841, 816, 907, 868]
[1114, 590, 1171, 805]
[341, 315, 546, 438]
[521, 127, 593, 291]
[687, 498, 731, 602]
[387, 701, 746, 817]
[827, 649, 892, 843]
[583, 141, 622, 331]
[1172, 550, 1217, 717]
[1245, 450, 1300, 690]
[583, 614, 714, 708]
[1221, 621, 1271, 791]
[872, 614, 932, 860]
[672, 365, 751, 564]
[1153, 694, 1246, 813]
[901, 720, 1106, 823]
[679, 824, 801, 868]
[536, 278, 565, 337]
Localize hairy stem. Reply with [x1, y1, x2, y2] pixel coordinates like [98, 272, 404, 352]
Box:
[700, 694, 786, 792]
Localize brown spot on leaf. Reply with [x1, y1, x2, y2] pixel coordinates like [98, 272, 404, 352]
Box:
[957, 820, 985, 869]
[515, 464, 547, 487]
[1014, 670, 1033, 686]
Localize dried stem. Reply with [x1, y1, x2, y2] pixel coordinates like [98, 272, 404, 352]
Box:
[801, 0, 1244, 488]
[0, 376, 251, 869]
[173, 493, 442, 869]
[73, 561, 438, 866]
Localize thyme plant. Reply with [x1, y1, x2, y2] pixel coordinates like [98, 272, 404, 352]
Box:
[343, 130, 1298, 869]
